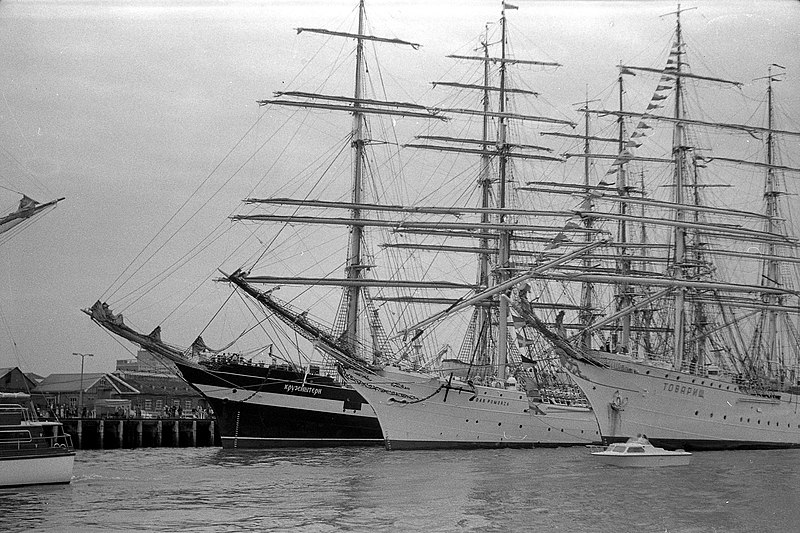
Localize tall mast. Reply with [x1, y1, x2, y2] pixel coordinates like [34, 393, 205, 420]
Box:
[476, 28, 493, 367]
[671, 5, 688, 370]
[496, 4, 510, 380]
[343, 0, 368, 352]
[579, 94, 595, 349]
[762, 64, 784, 379]
[616, 71, 632, 352]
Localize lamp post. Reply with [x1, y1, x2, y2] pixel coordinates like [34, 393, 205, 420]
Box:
[73, 352, 94, 417]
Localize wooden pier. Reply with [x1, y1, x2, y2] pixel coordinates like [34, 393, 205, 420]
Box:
[61, 418, 221, 449]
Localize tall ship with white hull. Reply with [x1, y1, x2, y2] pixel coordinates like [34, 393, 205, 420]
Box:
[227, 2, 602, 450]
[507, 5, 800, 451]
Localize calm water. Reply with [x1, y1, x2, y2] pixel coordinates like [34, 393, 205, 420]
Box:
[1, 446, 798, 532]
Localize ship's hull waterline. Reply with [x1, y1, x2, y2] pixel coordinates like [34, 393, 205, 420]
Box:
[343, 367, 601, 450]
[561, 353, 800, 451]
[175, 361, 383, 449]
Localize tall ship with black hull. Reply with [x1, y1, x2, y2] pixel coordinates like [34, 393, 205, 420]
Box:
[86, 301, 382, 448]
[506, 6, 800, 451]
[86, 1, 445, 448]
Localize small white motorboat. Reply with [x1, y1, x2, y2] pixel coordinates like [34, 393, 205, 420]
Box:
[591, 434, 691, 467]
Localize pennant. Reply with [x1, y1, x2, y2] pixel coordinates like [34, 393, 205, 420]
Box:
[651, 94, 668, 101]
[545, 232, 569, 250]
[619, 67, 637, 76]
[503, 2, 519, 9]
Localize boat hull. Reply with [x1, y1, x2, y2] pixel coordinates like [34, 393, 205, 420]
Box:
[590, 453, 691, 467]
[561, 353, 800, 450]
[0, 449, 75, 488]
[175, 361, 383, 448]
[343, 367, 601, 450]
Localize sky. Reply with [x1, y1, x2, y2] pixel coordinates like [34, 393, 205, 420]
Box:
[0, 0, 798, 376]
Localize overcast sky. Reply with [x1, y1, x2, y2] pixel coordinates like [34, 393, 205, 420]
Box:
[1, 0, 798, 376]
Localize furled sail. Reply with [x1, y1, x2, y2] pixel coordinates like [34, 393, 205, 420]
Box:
[0, 195, 64, 239]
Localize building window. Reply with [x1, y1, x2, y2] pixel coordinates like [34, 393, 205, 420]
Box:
[155, 399, 163, 410]
[184, 399, 192, 410]
[172, 399, 180, 407]
[144, 399, 152, 410]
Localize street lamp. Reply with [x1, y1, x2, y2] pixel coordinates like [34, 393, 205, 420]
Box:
[73, 352, 94, 417]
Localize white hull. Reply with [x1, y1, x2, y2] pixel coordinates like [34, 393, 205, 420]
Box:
[0, 452, 75, 488]
[591, 453, 691, 467]
[343, 367, 600, 449]
[561, 353, 800, 450]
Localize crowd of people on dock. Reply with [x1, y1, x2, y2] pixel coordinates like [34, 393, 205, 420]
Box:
[40, 403, 214, 420]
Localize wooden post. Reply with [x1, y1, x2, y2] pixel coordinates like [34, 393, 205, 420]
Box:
[173, 419, 180, 447]
[210, 420, 215, 446]
[156, 420, 162, 447]
[98, 419, 105, 450]
[136, 420, 143, 448]
[191, 420, 197, 447]
[77, 419, 83, 449]
[118, 420, 124, 448]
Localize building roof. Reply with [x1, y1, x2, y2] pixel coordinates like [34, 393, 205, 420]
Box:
[33, 373, 139, 395]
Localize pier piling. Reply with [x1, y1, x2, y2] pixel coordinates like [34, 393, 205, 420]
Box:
[60, 418, 221, 449]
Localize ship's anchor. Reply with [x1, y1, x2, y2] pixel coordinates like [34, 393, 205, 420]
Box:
[610, 391, 627, 411]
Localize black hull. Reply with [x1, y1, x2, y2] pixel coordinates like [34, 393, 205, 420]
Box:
[174, 360, 383, 449]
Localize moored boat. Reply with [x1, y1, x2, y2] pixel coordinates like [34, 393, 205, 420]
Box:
[506, 5, 800, 451]
[85, 301, 383, 448]
[0, 393, 75, 488]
